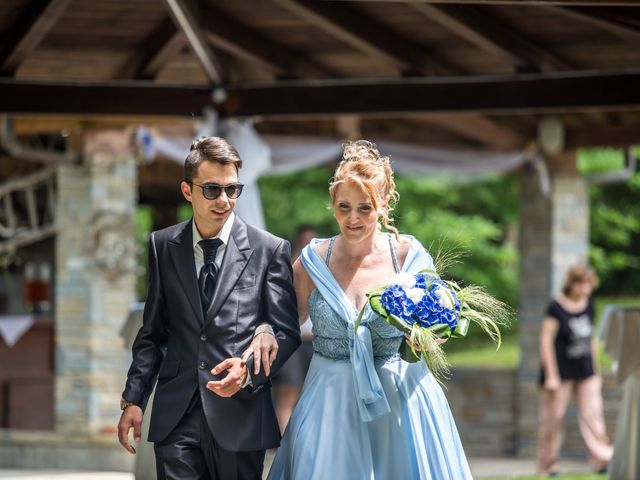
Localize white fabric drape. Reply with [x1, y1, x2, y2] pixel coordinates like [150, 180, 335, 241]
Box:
[136, 121, 544, 229]
[0, 315, 34, 347]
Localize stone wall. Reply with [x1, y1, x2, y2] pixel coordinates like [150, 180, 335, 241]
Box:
[55, 129, 137, 437]
[445, 367, 622, 460]
[0, 128, 138, 471]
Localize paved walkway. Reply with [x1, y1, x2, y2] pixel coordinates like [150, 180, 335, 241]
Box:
[0, 457, 594, 479]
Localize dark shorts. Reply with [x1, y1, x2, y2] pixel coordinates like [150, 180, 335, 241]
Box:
[273, 341, 314, 387]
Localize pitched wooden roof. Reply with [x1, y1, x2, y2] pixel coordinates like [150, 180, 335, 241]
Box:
[1, 0, 640, 151]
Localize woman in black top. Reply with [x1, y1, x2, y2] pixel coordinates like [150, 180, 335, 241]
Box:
[537, 265, 613, 476]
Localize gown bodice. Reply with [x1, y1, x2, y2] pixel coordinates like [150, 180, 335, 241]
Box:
[308, 234, 403, 363]
[309, 289, 403, 363]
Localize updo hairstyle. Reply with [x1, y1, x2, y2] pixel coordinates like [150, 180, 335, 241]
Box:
[329, 140, 401, 241]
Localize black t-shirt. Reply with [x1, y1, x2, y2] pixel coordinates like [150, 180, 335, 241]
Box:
[540, 298, 595, 383]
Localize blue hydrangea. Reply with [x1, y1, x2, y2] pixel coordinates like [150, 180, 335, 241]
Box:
[381, 274, 460, 331]
[380, 284, 416, 324]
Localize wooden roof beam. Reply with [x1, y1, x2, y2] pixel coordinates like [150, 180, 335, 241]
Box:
[566, 123, 640, 147]
[550, 6, 640, 41]
[119, 18, 187, 80]
[164, 0, 225, 84]
[408, 4, 517, 63]
[410, 4, 574, 72]
[2, 71, 640, 119]
[198, 2, 337, 79]
[0, 0, 72, 76]
[217, 71, 640, 117]
[272, 0, 459, 75]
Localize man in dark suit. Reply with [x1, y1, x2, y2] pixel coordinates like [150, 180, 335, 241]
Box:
[117, 137, 300, 480]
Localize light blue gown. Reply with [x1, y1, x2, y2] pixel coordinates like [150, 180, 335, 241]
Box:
[268, 235, 473, 480]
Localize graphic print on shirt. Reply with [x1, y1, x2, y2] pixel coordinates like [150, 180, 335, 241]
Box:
[566, 314, 592, 359]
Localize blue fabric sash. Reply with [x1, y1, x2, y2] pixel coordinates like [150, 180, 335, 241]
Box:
[300, 235, 434, 422]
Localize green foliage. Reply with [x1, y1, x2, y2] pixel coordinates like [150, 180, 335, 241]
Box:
[578, 147, 640, 295]
[133, 205, 153, 300]
[258, 166, 338, 240]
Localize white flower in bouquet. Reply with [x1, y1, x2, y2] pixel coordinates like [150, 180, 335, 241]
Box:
[389, 272, 416, 289]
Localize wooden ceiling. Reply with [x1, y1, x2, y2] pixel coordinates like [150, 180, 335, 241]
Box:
[1, 0, 640, 152]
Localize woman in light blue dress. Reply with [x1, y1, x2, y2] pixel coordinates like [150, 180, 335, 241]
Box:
[268, 140, 472, 480]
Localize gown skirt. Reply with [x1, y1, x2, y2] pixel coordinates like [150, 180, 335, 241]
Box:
[268, 353, 473, 480]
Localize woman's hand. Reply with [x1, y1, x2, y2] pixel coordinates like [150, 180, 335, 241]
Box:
[241, 330, 279, 376]
[544, 375, 561, 391]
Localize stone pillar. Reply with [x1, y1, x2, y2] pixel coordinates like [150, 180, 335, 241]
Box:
[516, 151, 589, 457]
[55, 129, 137, 437]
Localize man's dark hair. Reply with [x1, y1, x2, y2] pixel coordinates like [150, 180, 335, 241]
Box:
[184, 136, 243, 182]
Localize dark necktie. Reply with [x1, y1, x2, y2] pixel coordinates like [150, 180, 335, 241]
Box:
[198, 238, 224, 313]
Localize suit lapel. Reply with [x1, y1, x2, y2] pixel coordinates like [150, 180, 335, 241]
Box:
[205, 217, 254, 326]
[168, 220, 204, 326]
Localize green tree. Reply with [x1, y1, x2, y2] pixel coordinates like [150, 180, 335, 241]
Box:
[579, 147, 640, 294]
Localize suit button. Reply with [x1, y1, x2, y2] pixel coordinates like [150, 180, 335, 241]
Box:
[200, 334, 207, 342]
[199, 361, 207, 370]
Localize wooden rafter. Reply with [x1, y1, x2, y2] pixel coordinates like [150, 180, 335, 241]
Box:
[600, 8, 640, 29]
[408, 4, 517, 63]
[164, 0, 224, 84]
[272, 0, 459, 75]
[198, 2, 337, 79]
[411, 4, 574, 72]
[0, 0, 72, 76]
[550, 6, 640, 41]
[119, 18, 186, 80]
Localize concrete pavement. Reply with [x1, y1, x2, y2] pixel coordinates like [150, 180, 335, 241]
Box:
[0, 457, 596, 479]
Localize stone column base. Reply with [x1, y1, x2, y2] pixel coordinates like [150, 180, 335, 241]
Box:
[0, 430, 133, 472]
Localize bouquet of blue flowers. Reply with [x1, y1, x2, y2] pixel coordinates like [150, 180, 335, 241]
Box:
[355, 256, 511, 380]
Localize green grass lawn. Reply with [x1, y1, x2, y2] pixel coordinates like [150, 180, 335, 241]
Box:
[447, 295, 640, 369]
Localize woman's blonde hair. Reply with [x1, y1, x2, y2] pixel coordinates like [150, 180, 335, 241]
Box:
[561, 265, 599, 296]
[329, 140, 401, 241]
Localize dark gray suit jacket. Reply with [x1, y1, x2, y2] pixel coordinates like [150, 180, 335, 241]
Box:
[122, 217, 300, 451]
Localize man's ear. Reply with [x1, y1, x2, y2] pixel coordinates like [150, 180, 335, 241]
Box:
[180, 181, 192, 202]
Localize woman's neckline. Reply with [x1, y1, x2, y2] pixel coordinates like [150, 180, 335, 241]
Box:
[555, 294, 589, 315]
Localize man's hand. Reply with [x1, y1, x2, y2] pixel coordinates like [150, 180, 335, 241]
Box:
[117, 405, 143, 454]
[241, 332, 279, 376]
[207, 358, 248, 397]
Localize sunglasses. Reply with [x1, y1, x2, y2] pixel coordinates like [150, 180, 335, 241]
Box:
[191, 182, 244, 200]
